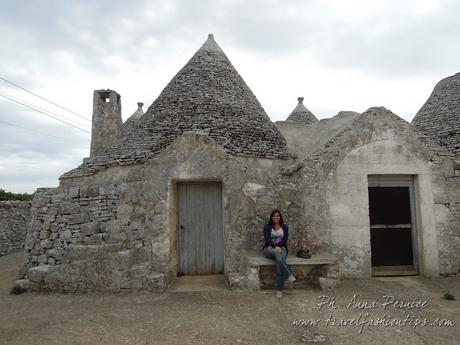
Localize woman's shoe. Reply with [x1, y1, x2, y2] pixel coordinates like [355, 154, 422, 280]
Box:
[276, 291, 283, 298]
[288, 275, 296, 283]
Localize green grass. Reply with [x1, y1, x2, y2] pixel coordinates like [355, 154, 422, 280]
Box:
[442, 293, 456, 301]
[10, 285, 27, 295]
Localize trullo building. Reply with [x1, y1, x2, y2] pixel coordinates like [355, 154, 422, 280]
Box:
[19, 34, 459, 291]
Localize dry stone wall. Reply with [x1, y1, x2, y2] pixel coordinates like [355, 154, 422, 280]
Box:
[24, 185, 119, 270]
[0, 201, 31, 256]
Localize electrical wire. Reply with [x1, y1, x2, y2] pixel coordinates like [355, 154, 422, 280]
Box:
[0, 91, 90, 134]
[0, 119, 79, 142]
[0, 90, 91, 129]
[0, 75, 91, 122]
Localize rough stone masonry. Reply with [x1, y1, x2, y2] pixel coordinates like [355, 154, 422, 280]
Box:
[0, 201, 31, 256]
[15, 34, 460, 292]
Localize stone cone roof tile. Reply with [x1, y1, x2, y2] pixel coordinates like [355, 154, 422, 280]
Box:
[63, 34, 293, 178]
[412, 73, 460, 155]
[286, 97, 318, 125]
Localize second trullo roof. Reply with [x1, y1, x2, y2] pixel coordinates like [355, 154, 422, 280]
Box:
[412, 72, 460, 155]
[286, 97, 318, 125]
[63, 34, 293, 178]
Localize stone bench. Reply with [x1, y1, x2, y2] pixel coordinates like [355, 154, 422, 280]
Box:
[240, 254, 340, 290]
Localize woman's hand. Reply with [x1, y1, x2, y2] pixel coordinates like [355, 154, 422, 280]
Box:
[274, 246, 282, 253]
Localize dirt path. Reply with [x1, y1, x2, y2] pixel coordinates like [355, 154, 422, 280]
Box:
[1, 251, 459, 345]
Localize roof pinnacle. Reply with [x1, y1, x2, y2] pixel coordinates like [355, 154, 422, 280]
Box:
[286, 97, 318, 125]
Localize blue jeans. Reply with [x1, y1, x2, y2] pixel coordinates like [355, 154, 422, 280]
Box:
[262, 246, 292, 291]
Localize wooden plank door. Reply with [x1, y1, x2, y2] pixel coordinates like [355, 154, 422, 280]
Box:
[177, 182, 224, 275]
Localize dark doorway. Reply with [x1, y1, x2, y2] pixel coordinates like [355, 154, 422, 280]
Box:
[368, 177, 418, 276]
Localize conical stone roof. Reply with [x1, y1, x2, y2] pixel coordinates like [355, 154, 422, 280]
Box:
[286, 97, 318, 125]
[412, 73, 460, 155]
[63, 34, 293, 178]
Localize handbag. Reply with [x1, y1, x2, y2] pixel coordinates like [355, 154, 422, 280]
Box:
[296, 249, 311, 259]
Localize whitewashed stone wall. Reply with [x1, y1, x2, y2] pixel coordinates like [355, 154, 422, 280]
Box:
[281, 107, 460, 278]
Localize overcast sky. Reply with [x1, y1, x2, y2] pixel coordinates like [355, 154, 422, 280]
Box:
[1, 0, 459, 193]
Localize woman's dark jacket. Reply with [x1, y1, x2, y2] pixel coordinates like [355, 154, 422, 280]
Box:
[263, 223, 289, 255]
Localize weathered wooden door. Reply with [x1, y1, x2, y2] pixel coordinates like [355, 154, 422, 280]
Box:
[177, 182, 224, 275]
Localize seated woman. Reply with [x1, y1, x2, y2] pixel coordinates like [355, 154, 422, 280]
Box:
[262, 209, 296, 298]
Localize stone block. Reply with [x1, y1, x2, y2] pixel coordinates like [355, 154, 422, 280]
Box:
[225, 273, 247, 289]
[39, 231, 50, 239]
[41, 239, 53, 249]
[51, 194, 66, 203]
[133, 246, 151, 264]
[61, 230, 72, 240]
[111, 270, 131, 290]
[66, 213, 90, 225]
[81, 222, 100, 236]
[144, 273, 166, 290]
[48, 207, 58, 216]
[80, 185, 99, 198]
[69, 187, 80, 198]
[83, 233, 104, 245]
[43, 220, 51, 230]
[59, 202, 80, 215]
[130, 264, 150, 289]
[99, 184, 116, 196]
[113, 250, 134, 270]
[318, 277, 339, 290]
[28, 265, 52, 282]
[33, 196, 51, 208]
[246, 267, 260, 291]
[47, 248, 63, 259]
[14, 279, 32, 290]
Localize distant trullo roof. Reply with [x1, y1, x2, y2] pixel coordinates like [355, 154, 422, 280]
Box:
[62, 34, 293, 178]
[412, 72, 460, 155]
[286, 97, 318, 125]
[121, 102, 145, 136]
[130, 102, 145, 120]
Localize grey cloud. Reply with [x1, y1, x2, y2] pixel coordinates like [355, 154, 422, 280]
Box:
[2, 0, 460, 83]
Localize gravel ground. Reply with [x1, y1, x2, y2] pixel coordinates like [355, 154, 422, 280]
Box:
[1, 250, 459, 345]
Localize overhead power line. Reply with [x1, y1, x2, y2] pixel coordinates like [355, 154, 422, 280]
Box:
[0, 90, 90, 129]
[0, 75, 91, 122]
[0, 91, 90, 134]
[0, 119, 77, 142]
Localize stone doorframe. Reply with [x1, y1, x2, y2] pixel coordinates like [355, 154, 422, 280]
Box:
[367, 175, 419, 274]
[328, 140, 440, 278]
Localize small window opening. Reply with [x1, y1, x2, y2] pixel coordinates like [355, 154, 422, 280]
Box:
[99, 92, 111, 103]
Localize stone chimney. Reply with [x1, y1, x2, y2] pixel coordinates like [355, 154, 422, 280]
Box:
[90, 89, 123, 157]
